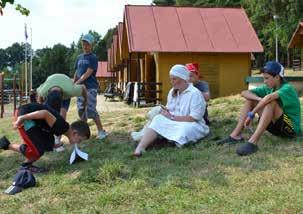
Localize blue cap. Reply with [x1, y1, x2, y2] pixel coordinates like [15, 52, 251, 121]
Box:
[81, 33, 94, 45]
[4, 169, 36, 195]
[261, 61, 284, 77]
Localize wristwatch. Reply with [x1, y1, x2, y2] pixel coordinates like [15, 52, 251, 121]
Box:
[247, 111, 255, 119]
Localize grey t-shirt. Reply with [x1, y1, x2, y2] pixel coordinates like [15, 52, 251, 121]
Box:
[194, 81, 209, 93]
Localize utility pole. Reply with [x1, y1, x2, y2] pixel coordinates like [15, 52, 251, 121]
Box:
[30, 27, 33, 90]
[24, 23, 28, 97]
[273, 15, 279, 62]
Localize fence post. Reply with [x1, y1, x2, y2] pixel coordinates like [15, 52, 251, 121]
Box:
[13, 75, 16, 113]
[19, 78, 22, 107]
[0, 73, 4, 118]
[137, 82, 141, 107]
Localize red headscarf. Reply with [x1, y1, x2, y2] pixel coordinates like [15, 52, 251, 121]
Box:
[185, 63, 199, 76]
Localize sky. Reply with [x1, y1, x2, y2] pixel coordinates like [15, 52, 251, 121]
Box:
[0, 0, 152, 50]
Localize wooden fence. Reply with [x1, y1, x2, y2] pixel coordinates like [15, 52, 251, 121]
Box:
[0, 74, 24, 118]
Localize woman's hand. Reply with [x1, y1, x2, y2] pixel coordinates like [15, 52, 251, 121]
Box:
[161, 109, 173, 119]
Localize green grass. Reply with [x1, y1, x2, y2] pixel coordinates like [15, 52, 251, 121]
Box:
[1, 96, 303, 213]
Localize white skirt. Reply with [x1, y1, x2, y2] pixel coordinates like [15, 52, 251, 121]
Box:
[148, 114, 209, 147]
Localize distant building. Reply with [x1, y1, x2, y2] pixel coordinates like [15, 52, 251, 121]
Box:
[96, 61, 113, 93]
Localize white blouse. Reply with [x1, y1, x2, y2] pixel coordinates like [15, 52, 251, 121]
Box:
[166, 83, 206, 122]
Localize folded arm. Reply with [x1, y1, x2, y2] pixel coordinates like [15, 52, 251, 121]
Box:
[241, 90, 262, 102]
[14, 110, 56, 129]
[251, 92, 279, 115]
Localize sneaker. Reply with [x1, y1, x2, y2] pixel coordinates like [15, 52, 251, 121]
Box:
[236, 142, 258, 156]
[216, 136, 244, 146]
[97, 130, 108, 140]
[54, 146, 65, 152]
[0, 136, 10, 150]
[54, 136, 65, 152]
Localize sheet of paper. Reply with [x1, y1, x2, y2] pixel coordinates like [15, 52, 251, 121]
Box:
[75, 144, 88, 161]
[69, 144, 89, 165]
[69, 147, 76, 165]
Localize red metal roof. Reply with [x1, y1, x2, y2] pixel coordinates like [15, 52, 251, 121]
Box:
[288, 22, 303, 48]
[124, 6, 263, 53]
[96, 61, 112, 77]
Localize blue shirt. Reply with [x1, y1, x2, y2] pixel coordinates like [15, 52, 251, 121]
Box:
[194, 80, 209, 93]
[75, 53, 99, 89]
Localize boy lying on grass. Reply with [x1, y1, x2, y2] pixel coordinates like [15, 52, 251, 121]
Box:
[0, 102, 90, 173]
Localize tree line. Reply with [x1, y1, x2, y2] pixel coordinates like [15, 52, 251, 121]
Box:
[0, 28, 116, 89]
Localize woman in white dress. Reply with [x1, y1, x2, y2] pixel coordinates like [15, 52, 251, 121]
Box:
[133, 64, 210, 157]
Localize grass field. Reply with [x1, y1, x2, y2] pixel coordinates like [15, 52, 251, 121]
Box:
[0, 95, 303, 213]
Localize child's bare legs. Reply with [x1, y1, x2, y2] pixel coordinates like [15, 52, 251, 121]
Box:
[248, 100, 283, 144]
[8, 143, 21, 153]
[4, 143, 36, 164]
[94, 116, 104, 132]
[53, 107, 68, 152]
[230, 99, 258, 139]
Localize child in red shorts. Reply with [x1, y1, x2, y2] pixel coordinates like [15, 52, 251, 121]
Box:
[0, 103, 90, 173]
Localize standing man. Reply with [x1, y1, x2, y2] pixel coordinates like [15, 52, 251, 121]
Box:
[186, 63, 211, 125]
[74, 33, 107, 140]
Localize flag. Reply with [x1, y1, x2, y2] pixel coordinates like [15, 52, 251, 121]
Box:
[24, 24, 28, 40]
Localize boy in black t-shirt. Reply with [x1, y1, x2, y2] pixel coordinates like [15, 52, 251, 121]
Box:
[0, 103, 90, 173]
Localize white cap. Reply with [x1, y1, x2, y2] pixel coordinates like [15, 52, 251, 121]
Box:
[169, 64, 190, 81]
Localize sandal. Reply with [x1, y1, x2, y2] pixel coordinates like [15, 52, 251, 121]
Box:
[216, 136, 244, 146]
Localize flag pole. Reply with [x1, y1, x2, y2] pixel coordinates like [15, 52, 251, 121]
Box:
[30, 27, 33, 91]
[24, 23, 28, 98]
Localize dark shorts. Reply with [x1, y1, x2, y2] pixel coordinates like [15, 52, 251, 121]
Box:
[45, 98, 71, 113]
[61, 98, 71, 111]
[19, 126, 54, 161]
[15, 109, 54, 161]
[45, 90, 62, 113]
[266, 114, 296, 138]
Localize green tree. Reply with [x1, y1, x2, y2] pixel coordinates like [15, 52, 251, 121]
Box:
[5, 43, 25, 67]
[71, 28, 117, 64]
[0, 48, 8, 70]
[32, 44, 73, 88]
[153, 0, 176, 5]
[0, 0, 29, 16]
[102, 27, 117, 52]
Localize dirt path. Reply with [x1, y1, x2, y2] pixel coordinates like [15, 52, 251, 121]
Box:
[96, 94, 134, 113]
